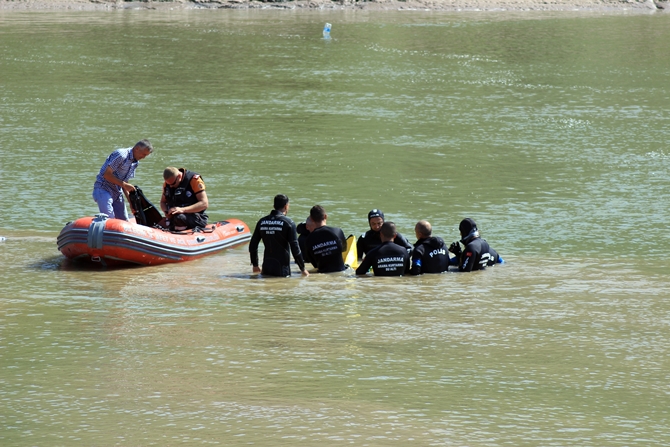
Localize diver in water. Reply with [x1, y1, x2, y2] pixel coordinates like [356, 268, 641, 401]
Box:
[448, 218, 504, 272]
[356, 222, 410, 276]
[356, 209, 411, 260]
[410, 220, 450, 275]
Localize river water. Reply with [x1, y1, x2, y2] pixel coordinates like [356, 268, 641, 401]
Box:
[1, 8, 669, 446]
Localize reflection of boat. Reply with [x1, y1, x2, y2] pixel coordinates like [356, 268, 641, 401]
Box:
[57, 214, 251, 267]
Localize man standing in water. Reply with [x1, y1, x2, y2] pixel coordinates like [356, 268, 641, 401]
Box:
[92, 139, 153, 220]
[356, 222, 410, 276]
[448, 218, 503, 272]
[249, 194, 309, 277]
[356, 209, 412, 259]
[304, 205, 347, 273]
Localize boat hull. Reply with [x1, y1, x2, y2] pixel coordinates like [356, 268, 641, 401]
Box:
[57, 215, 251, 266]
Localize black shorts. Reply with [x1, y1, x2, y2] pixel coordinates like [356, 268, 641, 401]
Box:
[170, 212, 208, 230]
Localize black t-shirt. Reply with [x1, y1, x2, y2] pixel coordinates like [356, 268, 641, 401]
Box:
[249, 210, 305, 277]
[305, 225, 347, 273]
[356, 229, 412, 259]
[356, 241, 410, 276]
[410, 236, 450, 275]
[458, 238, 499, 272]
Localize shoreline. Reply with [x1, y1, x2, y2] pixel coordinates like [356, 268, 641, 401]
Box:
[0, 0, 667, 12]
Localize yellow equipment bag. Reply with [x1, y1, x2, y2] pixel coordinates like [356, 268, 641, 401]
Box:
[342, 234, 358, 269]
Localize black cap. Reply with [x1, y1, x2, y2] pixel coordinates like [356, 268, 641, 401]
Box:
[367, 209, 384, 221]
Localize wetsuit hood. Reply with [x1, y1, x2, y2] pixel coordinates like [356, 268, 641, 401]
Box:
[367, 209, 384, 221]
[415, 237, 443, 249]
[459, 218, 480, 245]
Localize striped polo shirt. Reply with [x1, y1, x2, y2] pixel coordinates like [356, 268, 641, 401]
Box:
[93, 147, 139, 200]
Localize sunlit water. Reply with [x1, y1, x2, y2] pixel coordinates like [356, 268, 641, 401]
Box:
[1, 9, 669, 446]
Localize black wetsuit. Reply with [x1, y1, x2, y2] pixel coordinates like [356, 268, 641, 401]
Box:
[305, 225, 347, 273]
[356, 229, 412, 260]
[163, 169, 208, 230]
[249, 210, 306, 277]
[355, 241, 410, 276]
[296, 222, 310, 256]
[410, 237, 450, 275]
[458, 238, 500, 272]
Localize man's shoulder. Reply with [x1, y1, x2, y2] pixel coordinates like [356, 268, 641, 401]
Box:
[394, 232, 411, 244]
[257, 213, 280, 223]
[105, 147, 131, 162]
[412, 240, 426, 254]
[189, 173, 206, 191]
[360, 229, 378, 241]
[365, 244, 383, 258]
[429, 236, 448, 248]
[309, 225, 340, 239]
[113, 147, 133, 157]
[264, 212, 288, 220]
[463, 238, 484, 253]
[305, 228, 320, 242]
[385, 242, 409, 256]
[478, 238, 493, 252]
[325, 225, 345, 235]
[184, 169, 203, 179]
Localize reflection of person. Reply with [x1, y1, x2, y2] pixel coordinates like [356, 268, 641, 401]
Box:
[410, 220, 450, 275]
[448, 218, 503, 272]
[356, 209, 412, 259]
[304, 205, 347, 273]
[356, 222, 410, 276]
[159, 167, 209, 231]
[249, 194, 309, 277]
[92, 140, 153, 220]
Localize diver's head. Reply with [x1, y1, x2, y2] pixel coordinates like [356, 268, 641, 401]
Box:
[367, 209, 385, 232]
[459, 218, 480, 244]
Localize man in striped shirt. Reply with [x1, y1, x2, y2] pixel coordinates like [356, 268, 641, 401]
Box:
[92, 139, 153, 220]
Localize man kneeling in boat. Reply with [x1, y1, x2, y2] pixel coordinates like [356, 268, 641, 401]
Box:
[159, 167, 209, 231]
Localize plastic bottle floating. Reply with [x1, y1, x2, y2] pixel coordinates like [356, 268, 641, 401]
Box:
[323, 23, 332, 39]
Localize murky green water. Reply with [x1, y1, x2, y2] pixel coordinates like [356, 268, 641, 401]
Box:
[1, 9, 669, 446]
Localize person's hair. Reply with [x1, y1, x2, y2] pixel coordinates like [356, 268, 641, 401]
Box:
[274, 194, 289, 210]
[163, 166, 180, 180]
[380, 221, 397, 239]
[309, 205, 326, 223]
[415, 220, 432, 237]
[135, 139, 153, 153]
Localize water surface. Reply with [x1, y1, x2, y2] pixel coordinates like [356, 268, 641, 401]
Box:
[1, 9, 669, 446]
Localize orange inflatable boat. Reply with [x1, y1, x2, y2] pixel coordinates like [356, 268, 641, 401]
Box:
[57, 214, 251, 266]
